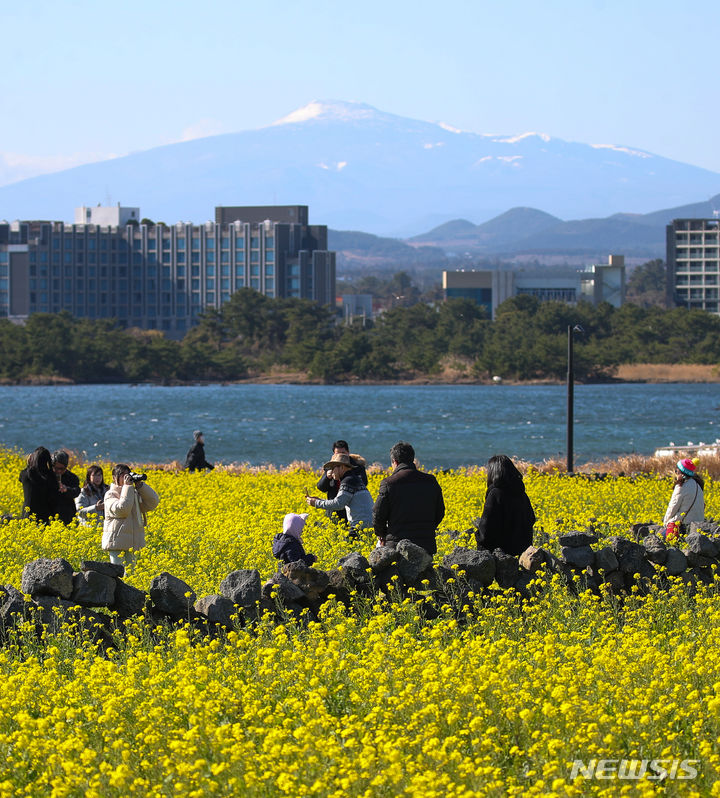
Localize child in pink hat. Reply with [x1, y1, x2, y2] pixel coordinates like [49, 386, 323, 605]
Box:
[272, 513, 317, 567]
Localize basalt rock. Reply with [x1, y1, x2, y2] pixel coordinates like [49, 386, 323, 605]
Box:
[262, 573, 306, 604]
[113, 579, 147, 618]
[593, 546, 619, 572]
[282, 563, 330, 603]
[642, 534, 667, 565]
[368, 545, 399, 573]
[558, 531, 599, 547]
[219, 569, 262, 608]
[442, 547, 495, 586]
[80, 560, 125, 578]
[685, 531, 720, 559]
[150, 572, 197, 620]
[560, 545, 595, 569]
[71, 570, 116, 608]
[664, 548, 688, 576]
[518, 546, 547, 573]
[21, 558, 74, 600]
[492, 550, 519, 589]
[194, 595, 238, 627]
[396, 541, 433, 584]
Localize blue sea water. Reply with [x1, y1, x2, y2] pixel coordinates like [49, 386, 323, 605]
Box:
[0, 382, 717, 469]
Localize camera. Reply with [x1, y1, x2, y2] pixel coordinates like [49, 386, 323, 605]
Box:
[129, 472, 147, 482]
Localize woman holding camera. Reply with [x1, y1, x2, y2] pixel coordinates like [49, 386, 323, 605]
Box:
[102, 463, 160, 572]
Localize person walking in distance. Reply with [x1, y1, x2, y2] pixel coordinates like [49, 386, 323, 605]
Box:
[185, 431, 214, 472]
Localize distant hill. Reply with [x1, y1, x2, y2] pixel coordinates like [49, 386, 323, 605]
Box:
[1, 99, 719, 235]
[404, 194, 720, 259]
[329, 193, 720, 268]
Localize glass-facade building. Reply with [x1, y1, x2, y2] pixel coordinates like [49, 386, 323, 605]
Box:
[0, 205, 336, 337]
[666, 218, 720, 314]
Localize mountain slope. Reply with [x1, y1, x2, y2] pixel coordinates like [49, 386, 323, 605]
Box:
[1, 100, 719, 235]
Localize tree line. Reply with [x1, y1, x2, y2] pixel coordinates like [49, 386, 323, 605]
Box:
[0, 288, 718, 384]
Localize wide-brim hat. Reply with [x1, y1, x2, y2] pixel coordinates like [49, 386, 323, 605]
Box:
[323, 452, 355, 471]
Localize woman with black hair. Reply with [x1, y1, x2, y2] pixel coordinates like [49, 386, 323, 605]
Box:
[19, 446, 60, 523]
[76, 465, 110, 525]
[475, 454, 536, 556]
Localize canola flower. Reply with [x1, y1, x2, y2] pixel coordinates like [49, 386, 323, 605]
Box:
[0, 449, 717, 796]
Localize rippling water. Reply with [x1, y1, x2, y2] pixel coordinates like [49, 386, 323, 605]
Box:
[0, 383, 718, 469]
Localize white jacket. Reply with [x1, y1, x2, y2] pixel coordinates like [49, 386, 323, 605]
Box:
[663, 478, 704, 525]
[102, 482, 160, 552]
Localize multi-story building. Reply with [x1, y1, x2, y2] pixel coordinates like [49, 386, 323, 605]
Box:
[443, 255, 626, 318]
[0, 204, 336, 336]
[666, 218, 720, 314]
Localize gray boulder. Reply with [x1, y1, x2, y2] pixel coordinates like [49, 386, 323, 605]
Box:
[396, 540, 433, 584]
[219, 569, 262, 607]
[442, 547, 495, 586]
[492, 550, 519, 589]
[0, 585, 26, 629]
[684, 550, 716, 569]
[368, 546, 399, 573]
[643, 534, 667, 565]
[281, 563, 330, 602]
[262, 574, 306, 604]
[338, 552, 371, 577]
[603, 570, 626, 594]
[80, 560, 124, 578]
[21, 558, 74, 599]
[113, 579, 147, 618]
[560, 545, 595, 569]
[686, 531, 720, 559]
[559, 531, 599, 547]
[594, 546, 619, 572]
[194, 595, 238, 627]
[664, 548, 688, 576]
[325, 569, 352, 603]
[519, 546, 547, 573]
[71, 570, 116, 607]
[149, 572, 197, 619]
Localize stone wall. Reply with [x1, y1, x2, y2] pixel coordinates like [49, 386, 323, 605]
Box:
[2, 523, 719, 648]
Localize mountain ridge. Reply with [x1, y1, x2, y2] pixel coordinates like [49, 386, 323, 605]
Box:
[1, 100, 719, 235]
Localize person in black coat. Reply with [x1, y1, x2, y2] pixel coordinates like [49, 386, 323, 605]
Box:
[185, 430, 214, 472]
[19, 446, 60, 524]
[475, 454, 535, 556]
[372, 441, 445, 555]
[52, 450, 81, 525]
[272, 513, 317, 568]
[316, 439, 367, 521]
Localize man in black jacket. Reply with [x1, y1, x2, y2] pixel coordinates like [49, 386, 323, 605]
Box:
[373, 441, 445, 555]
[185, 431, 214, 472]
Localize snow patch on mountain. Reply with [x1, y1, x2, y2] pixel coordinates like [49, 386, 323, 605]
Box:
[590, 143, 652, 159]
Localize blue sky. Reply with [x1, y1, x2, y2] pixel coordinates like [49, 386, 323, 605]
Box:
[2, 0, 719, 184]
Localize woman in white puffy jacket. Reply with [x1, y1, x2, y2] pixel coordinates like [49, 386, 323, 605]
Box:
[102, 463, 160, 571]
[663, 457, 704, 527]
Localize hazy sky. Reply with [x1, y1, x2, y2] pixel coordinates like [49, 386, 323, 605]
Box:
[2, 0, 719, 183]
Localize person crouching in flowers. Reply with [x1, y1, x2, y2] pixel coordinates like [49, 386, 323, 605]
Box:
[663, 457, 705, 541]
[306, 452, 374, 539]
[102, 464, 160, 573]
[272, 513, 317, 567]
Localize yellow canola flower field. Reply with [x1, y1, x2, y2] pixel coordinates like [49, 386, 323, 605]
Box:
[0, 449, 718, 796]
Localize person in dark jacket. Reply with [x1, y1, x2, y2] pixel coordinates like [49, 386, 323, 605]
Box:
[316, 439, 367, 521]
[185, 430, 214, 472]
[373, 441, 445, 555]
[272, 513, 317, 568]
[19, 446, 60, 524]
[474, 454, 535, 556]
[52, 450, 81, 525]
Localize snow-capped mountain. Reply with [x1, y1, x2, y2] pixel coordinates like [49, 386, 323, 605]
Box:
[1, 100, 719, 235]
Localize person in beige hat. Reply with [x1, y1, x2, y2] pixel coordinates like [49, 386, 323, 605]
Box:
[306, 452, 373, 538]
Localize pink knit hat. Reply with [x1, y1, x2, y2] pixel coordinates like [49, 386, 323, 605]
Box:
[677, 457, 699, 478]
[283, 513, 308, 539]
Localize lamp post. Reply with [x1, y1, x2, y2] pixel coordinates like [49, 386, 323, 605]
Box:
[566, 324, 584, 473]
